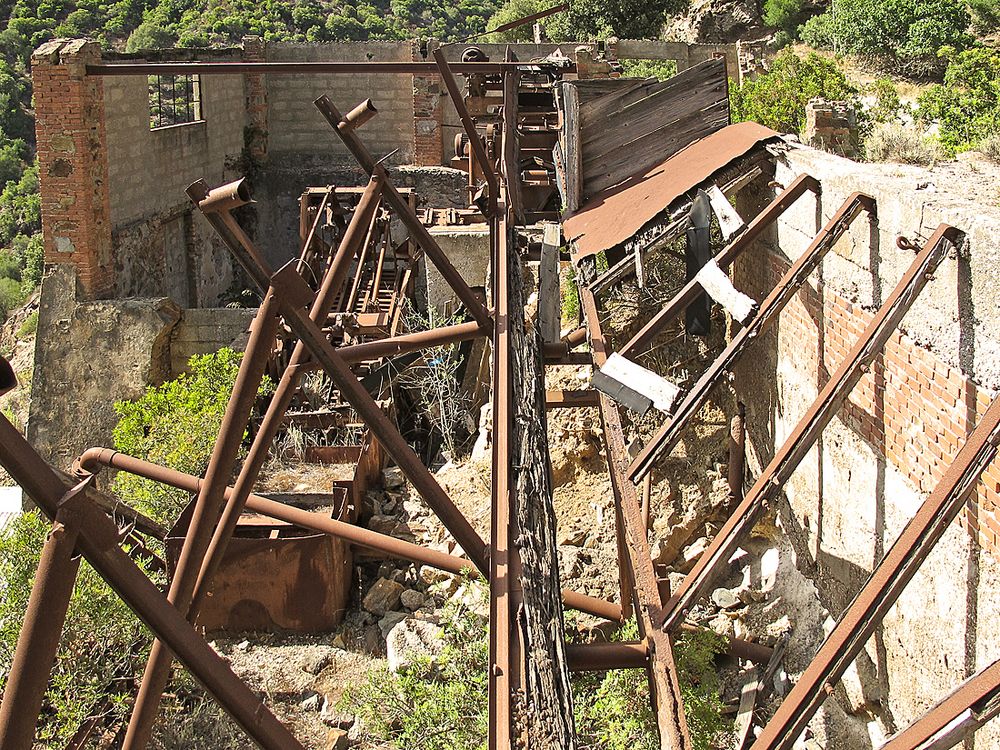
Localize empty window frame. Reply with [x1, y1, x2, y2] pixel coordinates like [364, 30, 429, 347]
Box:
[148, 74, 202, 129]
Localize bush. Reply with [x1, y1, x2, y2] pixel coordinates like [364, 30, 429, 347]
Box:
[620, 58, 678, 81]
[0, 510, 151, 746]
[916, 46, 1000, 154]
[730, 50, 858, 135]
[0, 276, 24, 321]
[805, 0, 972, 74]
[864, 121, 943, 164]
[799, 12, 836, 50]
[111, 348, 271, 525]
[763, 0, 805, 36]
[345, 580, 729, 750]
[977, 131, 1000, 162]
[16, 309, 36, 338]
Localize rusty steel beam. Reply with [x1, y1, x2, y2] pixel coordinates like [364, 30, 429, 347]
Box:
[86, 61, 517, 76]
[0, 416, 305, 750]
[314, 95, 494, 331]
[337, 320, 484, 363]
[432, 47, 498, 198]
[482, 2, 568, 37]
[661, 223, 960, 636]
[620, 173, 821, 359]
[750, 386, 999, 750]
[629, 191, 876, 481]
[879, 657, 1000, 750]
[124, 290, 284, 750]
[0, 508, 81, 750]
[545, 389, 601, 409]
[580, 285, 693, 750]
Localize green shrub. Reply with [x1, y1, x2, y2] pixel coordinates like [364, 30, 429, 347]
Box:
[799, 12, 836, 49]
[0, 276, 24, 322]
[111, 348, 270, 525]
[730, 50, 858, 135]
[977, 131, 1000, 162]
[16, 309, 36, 338]
[620, 58, 678, 81]
[916, 46, 1000, 154]
[345, 581, 729, 750]
[803, 0, 972, 75]
[764, 0, 805, 36]
[865, 122, 942, 164]
[0, 510, 151, 746]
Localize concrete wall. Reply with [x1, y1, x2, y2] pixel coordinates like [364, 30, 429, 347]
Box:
[169, 307, 255, 376]
[731, 144, 1000, 747]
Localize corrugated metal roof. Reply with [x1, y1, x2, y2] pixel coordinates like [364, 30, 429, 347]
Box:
[563, 122, 780, 260]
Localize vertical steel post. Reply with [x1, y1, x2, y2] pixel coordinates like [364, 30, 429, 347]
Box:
[0, 511, 81, 750]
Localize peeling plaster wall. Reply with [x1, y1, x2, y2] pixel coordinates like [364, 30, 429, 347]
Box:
[731, 144, 1000, 748]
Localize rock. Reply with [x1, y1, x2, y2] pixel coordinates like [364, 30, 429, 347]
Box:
[321, 700, 355, 729]
[419, 564, 451, 585]
[326, 727, 349, 750]
[235, 639, 250, 651]
[558, 527, 588, 546]
[331, 633, 347, 649]
[299, 691, 323, 711]
[383, 465, 406, 489]
[662, 0, 760, 43]
[301, 650, 334, 675]
[386, 618, 445, 673]
[709, 613, 735, 639]
[759, 547, 780, 592]
[369, 514, 403, 536]
[362, 577, 404, 615]
[361, 624, 382, 655]
[681, 537, 710, 570]
[711, 587, 741, 609]
[379, 611, 409, 638]
[400, 589, 426, 610]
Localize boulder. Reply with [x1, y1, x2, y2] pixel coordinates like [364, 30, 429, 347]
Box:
[386, 618, 445, 673]
[362, 577, 404, 615]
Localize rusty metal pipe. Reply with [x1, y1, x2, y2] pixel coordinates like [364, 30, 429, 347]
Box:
[0, 416, 304, 750]
[0, 513, 81, 750]
[0, 356, 14, 397]
[565, 641, 648, 672]
[338, 321, 484, 363]
[196, 177, 253, 214]
[314, 95, 494, 332]
[728, 402, 746, 504]
[340, 99, 378, 131]
[123, 291, 282, 750]
[562, 326, 587, 349]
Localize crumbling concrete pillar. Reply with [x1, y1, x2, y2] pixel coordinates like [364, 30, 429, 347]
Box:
[32, 39, 114, 300]
[412, 42, 443, 167]
[242, 36, 268, 166]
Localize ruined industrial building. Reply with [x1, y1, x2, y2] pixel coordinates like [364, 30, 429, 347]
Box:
[1, 23, 1000, 750]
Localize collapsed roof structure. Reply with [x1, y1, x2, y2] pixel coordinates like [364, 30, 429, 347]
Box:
[1, 17, 1000, 750]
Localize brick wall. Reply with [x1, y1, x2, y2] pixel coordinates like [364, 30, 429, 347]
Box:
[32, 40, 114, 299]
[803, 99, 859, 158]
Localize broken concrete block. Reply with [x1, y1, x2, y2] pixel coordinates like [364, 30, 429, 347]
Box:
[386, 618, 445, 673]
[362, 577, 404, 615]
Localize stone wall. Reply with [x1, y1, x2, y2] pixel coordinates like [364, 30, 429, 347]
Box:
[731, 144, 1000, 748]
[169, 307, 255, 376]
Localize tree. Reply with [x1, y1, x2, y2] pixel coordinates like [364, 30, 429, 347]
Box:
[916, 46, 1000, 153]
[763, 0, 805, 36]
[125, 21, 176, 51]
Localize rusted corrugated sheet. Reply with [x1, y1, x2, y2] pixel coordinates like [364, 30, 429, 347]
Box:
[563, 121, 780, 260]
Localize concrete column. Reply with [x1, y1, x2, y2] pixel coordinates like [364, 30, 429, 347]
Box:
[32, 39, 114, 299]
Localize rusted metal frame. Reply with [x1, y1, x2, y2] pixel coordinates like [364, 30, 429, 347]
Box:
[389, 265, 413, 336]
[296, 185, 334, 275]
[432, 47, 499, 200]
[580, 285, 693, 750]
[272, 266, 493, 576]
[337, 320, 484, 363]
[662, 223, 959, 642]
[752, 335, 1000, 750]
[879, 657, 1000, 750]
[314, 95, 493, 331]
[124, 289, 284, 750]
[345, 214, 382, 315]
[620, 173, 821, 358]
[489, 202, 516, 750]
[545, 389, 601, 409]
[589, 165, 770, 297]
[364, 224, 391, 312]
[0, 417, 305, 750]
[187, 176, 383, 624]
[628, 191, 876, 481]
[565, 641, 648, 672]
[188, 181, 491, 579]
[87, 61, 522, 76]
[0, 506, 82, 750]
[477, 2, 568, 38]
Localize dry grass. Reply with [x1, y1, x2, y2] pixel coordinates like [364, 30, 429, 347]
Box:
[865, 121, 942, 165]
